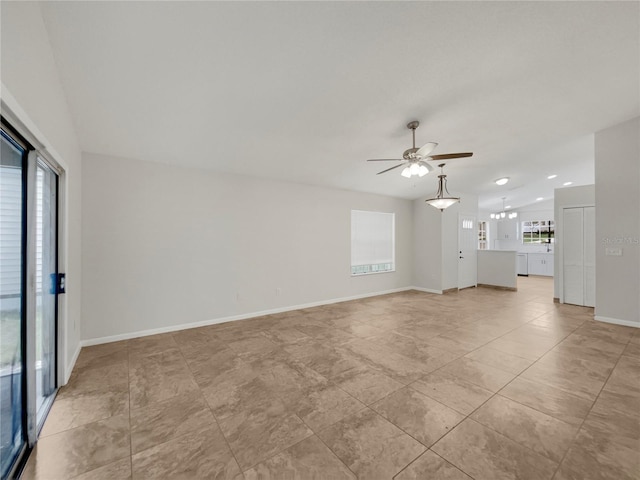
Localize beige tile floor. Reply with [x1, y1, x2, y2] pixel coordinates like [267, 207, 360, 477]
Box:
[22, 276, 640, 479]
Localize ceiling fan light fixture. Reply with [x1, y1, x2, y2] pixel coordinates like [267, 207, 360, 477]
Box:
[368, 122, 474, 178]
[495, 177, 510, 186]
[417, 161, 432, 177]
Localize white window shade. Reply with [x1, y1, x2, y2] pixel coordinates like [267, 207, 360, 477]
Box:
[351, 210, 395, 275]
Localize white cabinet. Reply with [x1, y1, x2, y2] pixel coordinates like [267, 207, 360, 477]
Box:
[528, 253, 553, 276]
[497, 219, 519, 240]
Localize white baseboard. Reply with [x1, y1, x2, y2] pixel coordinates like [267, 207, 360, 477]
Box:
[411, 286, 443, 295]
[594, 315, 640, 329]
[81, 286, 419, 347]
[64, 343, 81, 383]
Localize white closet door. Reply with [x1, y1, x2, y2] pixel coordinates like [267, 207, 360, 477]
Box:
[583, 206, 596, 307]
[563, 208, 584, 305]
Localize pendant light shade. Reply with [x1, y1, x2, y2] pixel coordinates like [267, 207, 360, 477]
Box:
[425, 164, 460, 212]
[425, 197, 460, 210]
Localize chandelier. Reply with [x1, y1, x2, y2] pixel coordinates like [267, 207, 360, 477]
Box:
[490, 197, 517, 220]
[425, 164, 460, 211]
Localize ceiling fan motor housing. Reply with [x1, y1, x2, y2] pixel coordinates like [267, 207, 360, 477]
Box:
[403, 147, 419, 160]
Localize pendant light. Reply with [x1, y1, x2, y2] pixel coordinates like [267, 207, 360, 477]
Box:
[425, 163, 460, 211]
[490, 197, 517, 220]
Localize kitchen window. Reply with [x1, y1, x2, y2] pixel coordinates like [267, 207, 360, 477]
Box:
[522, 220, 555, 244]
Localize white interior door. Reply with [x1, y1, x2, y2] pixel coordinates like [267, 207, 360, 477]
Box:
[563, 208, 584, 305]
[458, 215, 477, 289]
[583, 206, 596, 307]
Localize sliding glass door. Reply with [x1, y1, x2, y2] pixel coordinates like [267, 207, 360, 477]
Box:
[0, 129, 27, 478]
[1, 121, 61, 478]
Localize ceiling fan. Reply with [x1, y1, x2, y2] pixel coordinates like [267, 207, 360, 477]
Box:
[367, 121, 473, 177]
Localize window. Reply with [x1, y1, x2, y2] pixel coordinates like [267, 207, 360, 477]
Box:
[522, 220, 555, 243]
[478, 221, 487, 250]
[351, 210, 395, 275]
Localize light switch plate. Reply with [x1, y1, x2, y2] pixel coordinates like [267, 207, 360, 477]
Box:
[605, 247, 622, 256]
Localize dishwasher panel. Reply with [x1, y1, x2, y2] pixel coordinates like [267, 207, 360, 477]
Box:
[517, 253, 528, 276]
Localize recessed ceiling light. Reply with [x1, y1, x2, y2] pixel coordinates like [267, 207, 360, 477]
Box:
[563, 181, 573, 186]
[536, 197, 544, 201]
[547, 174, 557, 179]
[505, 205, 511, 209]
[495, 177, 509, 186]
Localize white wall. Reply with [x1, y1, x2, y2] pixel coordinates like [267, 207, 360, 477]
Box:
[412, 193, 478, 292]
[81, 153, 414, 342]
[1, 2, 83, 381]
[412, 198, 443, 292]
[554, 184, 595, 300]
[595, 117, 640, 327]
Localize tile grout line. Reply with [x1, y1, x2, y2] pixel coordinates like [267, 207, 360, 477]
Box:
[397, 314, 590, 475]
[549, 333, 633, 479]
[354, 292, 589, 476]
[474, 319, 632, 476]
[391, 448, 472, 480]
[295, 411, 362, 479]
[173, 338, 247, 477]
[257, 347, 365, 476]
[173, 331, 354, 476]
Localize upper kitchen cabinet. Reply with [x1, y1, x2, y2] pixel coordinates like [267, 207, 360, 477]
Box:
[496, 219, 519, 241]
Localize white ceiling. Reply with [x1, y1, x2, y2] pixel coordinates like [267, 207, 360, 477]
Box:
[39, 1, 639, 210]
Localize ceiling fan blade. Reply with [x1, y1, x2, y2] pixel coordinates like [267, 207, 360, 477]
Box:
[367, 158, 403, 162]
[428, 152, 473, 160]
[377, 163, 406, 175]
[416, 142, 438, 158]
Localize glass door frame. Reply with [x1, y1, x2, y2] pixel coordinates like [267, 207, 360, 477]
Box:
[32, 155, 60, 431]
[0, 122, 30, 479]
[1, 117, 63, 478]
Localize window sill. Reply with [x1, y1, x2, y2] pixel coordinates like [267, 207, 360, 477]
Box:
[351, 269, 396, 277]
